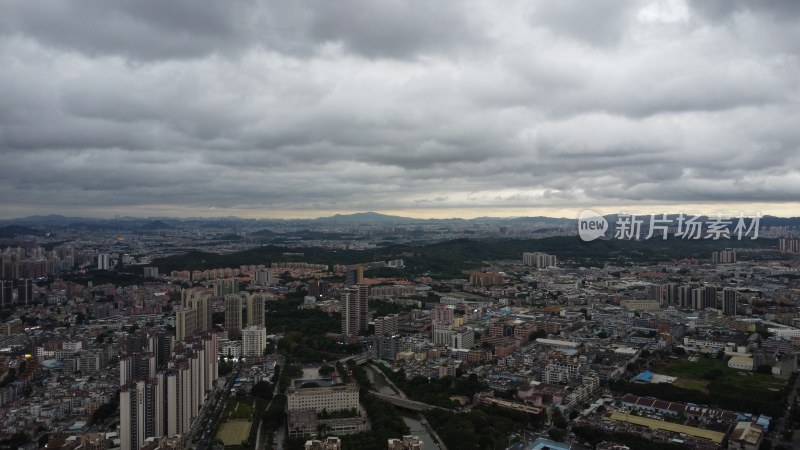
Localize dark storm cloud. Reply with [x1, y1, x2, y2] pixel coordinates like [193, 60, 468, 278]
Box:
[532, 0, 640, 46]
[302, 0, 483, 59]
[0, 0, 799, 217]
[0, 0, 480, 61]
[687, 0, 800, 22]
[0, 0, 251, 60]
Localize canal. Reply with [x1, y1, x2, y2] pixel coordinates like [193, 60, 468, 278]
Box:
[364, 364, 440, 449]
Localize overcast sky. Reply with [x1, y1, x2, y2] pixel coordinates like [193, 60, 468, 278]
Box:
[1, 0, 799, 219]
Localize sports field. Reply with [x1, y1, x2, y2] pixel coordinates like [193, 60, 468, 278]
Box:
[216, 419, 252, 446]
[222, 401, 253, 420]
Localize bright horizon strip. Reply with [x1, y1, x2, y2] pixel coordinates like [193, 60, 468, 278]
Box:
[1, 202, 800, 220]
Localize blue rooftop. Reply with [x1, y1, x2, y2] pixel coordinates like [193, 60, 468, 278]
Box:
[633, 370, 654, 382]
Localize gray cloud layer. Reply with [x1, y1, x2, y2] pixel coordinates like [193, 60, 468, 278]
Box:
[0, 0, 798, 217]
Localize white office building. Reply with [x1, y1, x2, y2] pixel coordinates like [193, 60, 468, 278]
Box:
[287, 385, 359, 413]
[242, 325, 268, 357]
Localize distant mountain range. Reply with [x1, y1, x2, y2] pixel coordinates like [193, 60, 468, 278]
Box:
[139, 220, 176, 230]
[0, 211, 573, 226]
[312, 211, 420, 224]
[309, 211, 573, 224]
[1, 211, 799, 238]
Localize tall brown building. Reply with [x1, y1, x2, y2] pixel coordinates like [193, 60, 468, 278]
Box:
[246, 293, 267, 327]
[224, 294, 243, 339]
[341, 285, 368, 337]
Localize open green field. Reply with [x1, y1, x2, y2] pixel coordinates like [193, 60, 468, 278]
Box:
[222, 401, 253, 421]
[672, 377, 709, 393]
[656, 356, 725, 378]
[216, 420, 252, 446]
[214, 396, 268, 450]
[655, 357, 786, 392]
[615, 355, 794, 417]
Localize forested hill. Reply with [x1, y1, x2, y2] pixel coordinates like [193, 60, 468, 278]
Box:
[153, 235, 783, 278]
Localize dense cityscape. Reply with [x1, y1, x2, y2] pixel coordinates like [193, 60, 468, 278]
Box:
[0, 214, 799, 450]
[3, 0, 800, 449]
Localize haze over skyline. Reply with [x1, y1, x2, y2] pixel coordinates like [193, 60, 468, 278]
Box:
[2, 0, 799, 219]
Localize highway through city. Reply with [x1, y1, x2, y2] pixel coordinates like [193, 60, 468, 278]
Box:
[193, 363, 241, 450]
